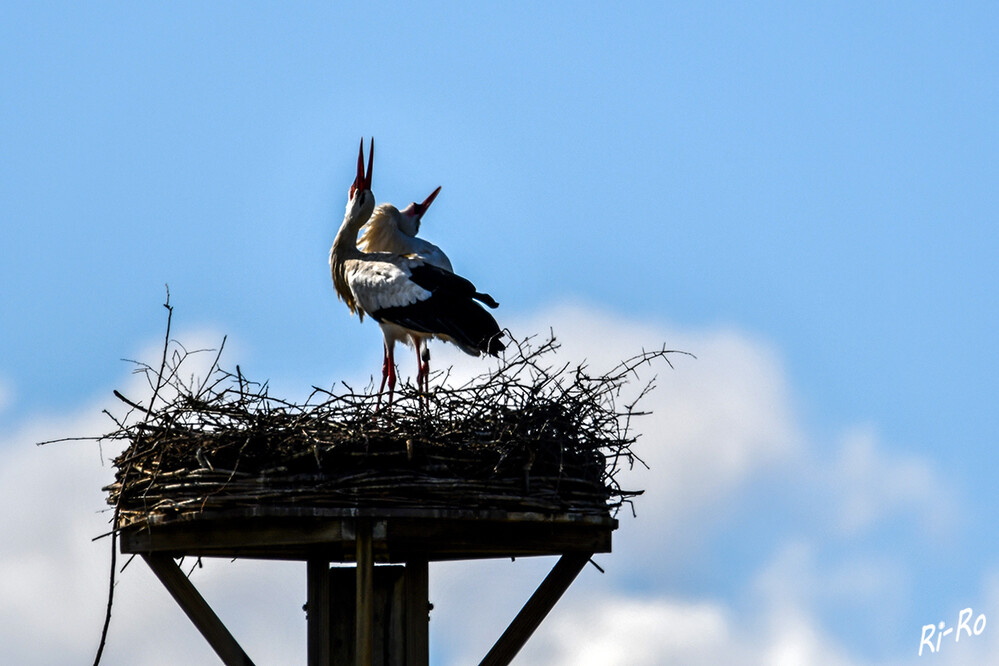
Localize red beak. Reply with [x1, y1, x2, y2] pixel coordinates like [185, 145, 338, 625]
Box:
[365, 137, 373, 190]
[349, 137, 374, 198]
[412, 185, 442, 219]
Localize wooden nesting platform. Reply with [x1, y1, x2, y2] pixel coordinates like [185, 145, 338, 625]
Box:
[96, 331, 671, 664]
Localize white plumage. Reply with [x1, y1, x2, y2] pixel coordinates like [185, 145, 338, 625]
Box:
[329, 139, 504, 411]
[344, 254, 431, 312]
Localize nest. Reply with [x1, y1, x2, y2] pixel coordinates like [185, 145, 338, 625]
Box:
[103, 307, 682, 530]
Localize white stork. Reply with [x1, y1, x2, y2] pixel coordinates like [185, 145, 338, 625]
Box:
[358, 186, 451, 270]
[357, 186, 451, 394]
[329, 139, 505, 411]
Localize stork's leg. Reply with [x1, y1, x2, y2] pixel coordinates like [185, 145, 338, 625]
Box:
[385, 343, 397, 409]
[421, 344, 431, 396]
[376, 341, 393, 413]
[415, 338, 425, 393]
[414, 348, 424, 395]
[411, 335, 430, 405]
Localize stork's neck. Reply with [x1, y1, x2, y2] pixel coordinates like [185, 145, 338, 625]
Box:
[331, 220, 362, 262]
[331, 194, 375, 262]
[329, 194, 374, 318]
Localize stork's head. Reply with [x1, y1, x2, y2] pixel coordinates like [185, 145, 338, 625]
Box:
[398, 186, 441, 237]
[346, 138, 375, 221]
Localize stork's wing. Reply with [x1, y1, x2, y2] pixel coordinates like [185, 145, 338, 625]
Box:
[405, 263, 499, 309]
[408, 239, 453, 273]
[369, 263, 505, 356]
[347, 255, 436, 311]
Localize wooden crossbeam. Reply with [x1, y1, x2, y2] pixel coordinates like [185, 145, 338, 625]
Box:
[119, 508, 615, 562]
[142, 554, 255, 666]
[479, 553, 592, 666]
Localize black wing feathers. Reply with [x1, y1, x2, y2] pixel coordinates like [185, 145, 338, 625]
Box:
[371, 263, 505, 356]
[405, 264, 500, 309]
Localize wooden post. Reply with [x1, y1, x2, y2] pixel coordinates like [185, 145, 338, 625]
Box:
[355, 520, 374, 666]
[479, 553, 592, 666]
[307, 558, 331, 666]
[142, 554, 255, 666]
[404, 558, 430, 666]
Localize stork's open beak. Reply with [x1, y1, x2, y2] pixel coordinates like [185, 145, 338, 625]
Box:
[411, 186, 442, 219]
[349, 138, 374, 198]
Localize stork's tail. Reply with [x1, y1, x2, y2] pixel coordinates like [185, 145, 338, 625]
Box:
[445, 299, 505, 356]
[474, 292, 499, 309]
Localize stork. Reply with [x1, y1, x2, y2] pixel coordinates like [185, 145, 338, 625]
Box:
[358, 186, 451, 270]
[357, 186, 451, 394]
[329, 139, 505, 411]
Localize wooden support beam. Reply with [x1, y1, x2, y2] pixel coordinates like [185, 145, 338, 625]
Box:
[404, 558, 430, 666]
[355, 520, 374, 666]
[119, 508, 615, 561]
[307, 558, 331, 666]
[142, 554, 255, 666]
[478, 553, 592, 666]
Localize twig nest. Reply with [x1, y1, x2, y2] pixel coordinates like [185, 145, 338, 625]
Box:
[103, 333, 684, 528]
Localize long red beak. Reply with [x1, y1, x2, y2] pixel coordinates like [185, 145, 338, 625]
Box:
[349, 138, 374, 198]
[411, 185, 442, 218]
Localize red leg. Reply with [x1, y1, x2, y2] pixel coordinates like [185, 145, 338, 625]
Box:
[386, 343, 397, 409]
[375, 344, 389, 412]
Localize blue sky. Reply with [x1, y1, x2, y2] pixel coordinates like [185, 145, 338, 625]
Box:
[2, 3, 999, 664]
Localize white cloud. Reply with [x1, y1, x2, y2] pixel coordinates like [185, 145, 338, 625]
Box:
[523, 595, 744, 665]
[111, 327, 240, 418]
[0, 401, 310, 666]
[512, 592, 859, 666]
[826, 426, 958, 539]
[758, 541, 884, 606]
[427, 553, 873, 666]
[758, 606, 859, 666]
[0, 305, 969, 665]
